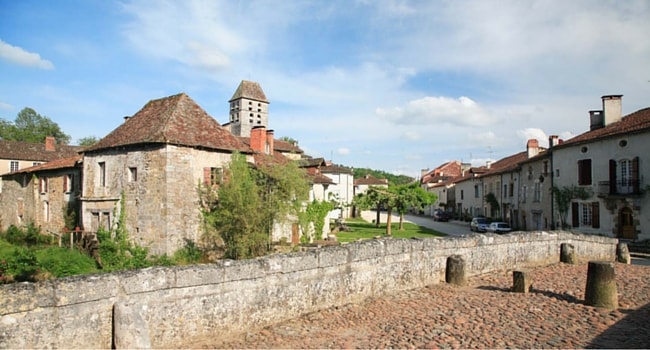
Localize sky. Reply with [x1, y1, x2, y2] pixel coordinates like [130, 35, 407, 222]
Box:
[1, 0, 649, 179]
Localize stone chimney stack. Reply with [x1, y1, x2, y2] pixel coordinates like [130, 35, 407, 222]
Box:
[45, 136, 56, 152]
[548, 135, 559, 149]
[526, 139, 539, 159]
[602, 95, 623, 126]
[266, 129, 274, 155]
[250, 126, 266, 152]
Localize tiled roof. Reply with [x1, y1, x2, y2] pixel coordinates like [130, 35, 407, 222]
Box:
[311, 173, 336, 185]
[239, 137, 304, 155]
[354, 174, 388, 186]
[252, 150, 291, 168]
[299, 157, 326, 168]
[5, 155, 82, 175]
[557, 107, 650, 148]
[84, 93, 251, 153]
[229, 80, 269, 103]
[480, 151, 530, 177]
[0, 140, 81, 162]
[322, 164, 353, 174]
[274, 139, 303, 154]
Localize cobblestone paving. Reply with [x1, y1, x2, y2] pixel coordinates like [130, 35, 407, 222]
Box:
[187, 263, 650, 349]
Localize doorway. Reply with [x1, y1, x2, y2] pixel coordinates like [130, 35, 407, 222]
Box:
[618, 207, 636, 239]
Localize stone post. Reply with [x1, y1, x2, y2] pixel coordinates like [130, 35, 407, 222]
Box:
[560, 243, 577, 264]
[616, 243, 631, 264]
[512, 270, 532, 293]
[584, 261, 618, 309]
[446, 255, 467, 286]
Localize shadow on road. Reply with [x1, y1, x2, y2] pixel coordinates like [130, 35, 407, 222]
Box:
[586, 302, 650, 348]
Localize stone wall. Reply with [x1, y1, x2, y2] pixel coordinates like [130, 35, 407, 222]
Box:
[0, 231, 616, 348]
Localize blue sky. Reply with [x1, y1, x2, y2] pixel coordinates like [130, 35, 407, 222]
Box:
[1, 0, 649, 178]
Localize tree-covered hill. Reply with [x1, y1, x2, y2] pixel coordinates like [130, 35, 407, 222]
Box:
[353, 168, 414, 185]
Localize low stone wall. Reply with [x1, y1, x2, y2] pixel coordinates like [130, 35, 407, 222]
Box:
[0, 231, 616, 348]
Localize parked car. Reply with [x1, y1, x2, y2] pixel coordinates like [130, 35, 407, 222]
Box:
[487, 222, 512, 234]
[470, 217, 489, 232]
[433, 209, 450, 222]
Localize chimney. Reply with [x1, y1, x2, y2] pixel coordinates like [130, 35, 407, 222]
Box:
[250, 126, 266, 152]
[124, 115, 131, 122]
[486, 160, 491, 169]
[602, 95, 623, 126]
[548, 135, 559, 148]
[266, 129, 274, 155]
[526, 139, 539, 158]
[589, 110, 604, 130]
[45, 136, 56, 152]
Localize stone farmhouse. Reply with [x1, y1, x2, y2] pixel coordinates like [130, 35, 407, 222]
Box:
[427, 95, 650, 241]
[0, 80, 352, 254]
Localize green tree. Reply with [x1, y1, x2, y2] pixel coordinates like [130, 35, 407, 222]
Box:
[279, 136, 298, 145]
[78, 136, 99, 147]
[203, 153, 309, 259]
[0, 107, 71, 144]
[353, 167, 414, 186]
[485, 192, 500, 218]
[393, 183, 437, 230]
[551, 185, 592, 229]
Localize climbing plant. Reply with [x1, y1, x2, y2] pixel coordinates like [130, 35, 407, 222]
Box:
[299, 200, 335, 242]
[551, 185, 592, 229]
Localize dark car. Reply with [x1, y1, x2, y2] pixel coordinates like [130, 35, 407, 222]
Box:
[470, 217, 489, 232]
[433, 209, 450, 222]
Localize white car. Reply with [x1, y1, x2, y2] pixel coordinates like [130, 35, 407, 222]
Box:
[488, 222, 512, 234]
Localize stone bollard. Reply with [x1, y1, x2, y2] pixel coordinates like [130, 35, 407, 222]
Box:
[512, 270, 532, 293]
[584, 261, 618, 309]
[446, 255, 467, 286]
[113, 301, 152, 349]
[560, 243, 577, 264]
[616, 243, 631, 264]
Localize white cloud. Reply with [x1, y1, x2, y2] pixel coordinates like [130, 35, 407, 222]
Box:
[336, 147, 350, 156]
[0, 39, 54, 69]
[377, 96, 496, 127]
[0, 101, 13, 111]
[401, 130, 420, 141]
[516, 128, 549, 148]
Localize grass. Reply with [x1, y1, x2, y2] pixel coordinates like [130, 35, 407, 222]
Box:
[335, 217, 446, 243]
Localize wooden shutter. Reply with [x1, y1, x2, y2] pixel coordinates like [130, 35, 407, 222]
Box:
[632, 156, 640, 194]
[203, 167, 211, 185]
[609, 159, 616, 194]
[571, 202, 579, 227]
[591, 201, 600, 228]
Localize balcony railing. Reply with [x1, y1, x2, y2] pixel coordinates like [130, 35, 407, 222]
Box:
[597, 180, 643, 197]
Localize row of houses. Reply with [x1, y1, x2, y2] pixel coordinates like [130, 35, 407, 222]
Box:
[421, 95, 649, 242]
[0, 81, 357, 255]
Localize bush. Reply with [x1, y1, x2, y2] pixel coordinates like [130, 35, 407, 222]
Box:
[36, 247, 98, 278]
[173, 238, 204, 265]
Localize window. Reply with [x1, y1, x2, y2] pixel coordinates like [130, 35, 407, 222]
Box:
[503, 184, 508, 199]
[10, 161, 19, 173]
[571, 202, 600, 228]
[43, 201, 50, 222]
[474, 185, 480, 198]
[63, 174, 72, 193]
[33, 162, 42, 167]
[555, 169, 560, 178]
[577, 159, 592, 185]
[522, 185, 527, 203]
[99, 162, 106, 187]
[509, 183, 514, 197]
[204, 167, 223, 186]
[460, 190, 464, 200]
[533, 182, 541, 202]
[129, 167, 138, 182]
[543, 161, 549, 175]
[40, 177, 48, 193]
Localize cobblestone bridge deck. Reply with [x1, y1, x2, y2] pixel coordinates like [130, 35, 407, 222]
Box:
[188, 262, 650, 349]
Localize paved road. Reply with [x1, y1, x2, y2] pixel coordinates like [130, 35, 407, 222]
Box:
[360, 210, 472, 237]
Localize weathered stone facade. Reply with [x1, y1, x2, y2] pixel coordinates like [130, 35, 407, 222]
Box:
[81, 144, 242, 255]
[0, 163, 81, 234]
[0, 231, 616, 348]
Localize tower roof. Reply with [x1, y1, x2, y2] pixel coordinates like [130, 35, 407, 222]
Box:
[229, 80, 269, 103]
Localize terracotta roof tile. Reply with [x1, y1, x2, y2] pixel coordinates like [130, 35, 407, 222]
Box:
[84, 93, 251, 153]
[6, 155, 82, 175]
[229, 80, 269, 103]
[558, 107, 650, 147]
[0, 140, 81, 162]
[322, 164, 353, 174]
[239, 137, 304, 154]
[354, 174, 388, 186]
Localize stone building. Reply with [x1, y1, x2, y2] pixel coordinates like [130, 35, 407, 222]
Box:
[0, 155, 82, 234]
[80, 93, 253, 255]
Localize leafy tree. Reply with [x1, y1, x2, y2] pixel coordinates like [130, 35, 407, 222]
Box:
[203, 153, 309, 259]
[485, 192, 500, 218]
[0, 107, 71, 144]
[78, 136, 99, 147]
[393, 183, 437, 230]
[279, 136, 298, 145]
[551, 185, 592, 229]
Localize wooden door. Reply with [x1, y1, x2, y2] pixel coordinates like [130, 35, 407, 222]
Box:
[619, 207, 636, 239]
